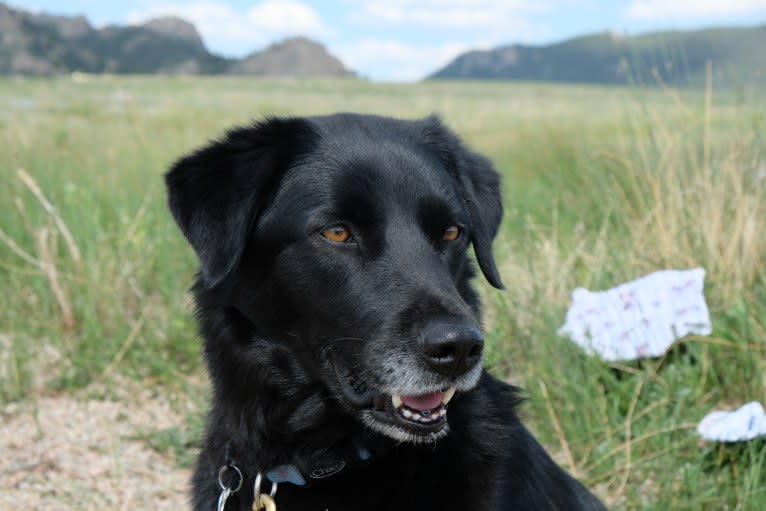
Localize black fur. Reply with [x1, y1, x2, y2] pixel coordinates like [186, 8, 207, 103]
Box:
[166, 113, 608, 510]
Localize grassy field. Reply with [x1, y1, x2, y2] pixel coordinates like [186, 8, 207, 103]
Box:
[1, 75, 765, 510]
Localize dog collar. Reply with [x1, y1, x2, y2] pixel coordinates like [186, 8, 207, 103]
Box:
[265, 445, 372, 486]
[217, 446, 373, 510]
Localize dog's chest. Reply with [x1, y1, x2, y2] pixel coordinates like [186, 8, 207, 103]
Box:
[271, 458, 491, 511]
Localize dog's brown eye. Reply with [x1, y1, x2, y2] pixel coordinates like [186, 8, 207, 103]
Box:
[321, 226, 351, 243]
[442, 225, 460, 241]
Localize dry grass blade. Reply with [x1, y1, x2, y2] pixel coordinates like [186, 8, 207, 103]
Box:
[0, 226, 43, 269]
[539, 380, 580, 478]
[17, 169, 82, 267]
[36, 227, 76, 333]
[98, 305, 149, 382]
[617, 379, 644, 495]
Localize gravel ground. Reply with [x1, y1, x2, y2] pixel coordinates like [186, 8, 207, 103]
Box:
[0, 388, 193, 510]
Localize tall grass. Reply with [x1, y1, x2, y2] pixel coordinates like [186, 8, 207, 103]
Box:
[0, 76, 764, 509]
[485, 81, 766, 509]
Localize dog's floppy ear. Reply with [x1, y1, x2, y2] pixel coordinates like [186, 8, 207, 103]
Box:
[165, 117, 317, 287]
[419, 115, 504, 289]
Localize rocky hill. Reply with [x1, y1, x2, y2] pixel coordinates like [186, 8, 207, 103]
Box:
[429, 24, 766, 87]
[0, 2, 353, 76]
[231, 37, 352, 76]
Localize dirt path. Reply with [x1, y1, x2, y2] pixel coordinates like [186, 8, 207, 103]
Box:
[0, 389, 193, 510]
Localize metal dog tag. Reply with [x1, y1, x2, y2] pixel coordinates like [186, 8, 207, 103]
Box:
[253, 494, 277, 511]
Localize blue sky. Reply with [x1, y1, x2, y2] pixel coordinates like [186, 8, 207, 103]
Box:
[10, 1, 766, 80]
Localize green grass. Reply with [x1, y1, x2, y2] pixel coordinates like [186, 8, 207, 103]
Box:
[1, 75, 765, 509]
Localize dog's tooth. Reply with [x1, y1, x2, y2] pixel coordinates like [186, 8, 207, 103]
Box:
[442, 386, 456, 405]
[392, 394, 403, 408]
[402, 409, 413, 419]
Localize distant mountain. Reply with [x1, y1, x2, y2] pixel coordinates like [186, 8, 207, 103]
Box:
[95, 17, 226, 74]
[231, 37, 352, 76]
[429, 25, 766, 87]
[0, 2, 353, 76]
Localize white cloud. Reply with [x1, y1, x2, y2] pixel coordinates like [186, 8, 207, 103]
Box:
[334, 1, 556, 80]
[126, 1, 331, 56]
[352, 0, 549, 30]
[331, 39, 481, 81]
[627, 0, 766, 19]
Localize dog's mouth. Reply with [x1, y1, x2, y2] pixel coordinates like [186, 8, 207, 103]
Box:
[329, 353, 455, 437]
[370, 387, 455, 433]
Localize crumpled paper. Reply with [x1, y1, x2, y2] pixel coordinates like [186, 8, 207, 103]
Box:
[558, 268, 712, 361]
[697, 402, 766, 442]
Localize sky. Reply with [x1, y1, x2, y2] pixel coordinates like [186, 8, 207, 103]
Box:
[10, 0, 766, 81]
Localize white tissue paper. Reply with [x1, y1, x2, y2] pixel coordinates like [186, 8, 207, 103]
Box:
[697, 402, 766, 442]
[558, 268, 712, 361]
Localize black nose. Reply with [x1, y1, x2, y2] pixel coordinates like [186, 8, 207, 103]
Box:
[420, 319, 484, 377]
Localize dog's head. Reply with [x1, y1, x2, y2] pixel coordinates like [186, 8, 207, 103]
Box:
[166, 114, 503, 443]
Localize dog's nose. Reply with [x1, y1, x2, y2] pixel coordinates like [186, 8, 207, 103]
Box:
[420, 319, 484, 376]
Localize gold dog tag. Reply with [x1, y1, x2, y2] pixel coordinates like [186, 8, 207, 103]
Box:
[253, 494, 277, 511]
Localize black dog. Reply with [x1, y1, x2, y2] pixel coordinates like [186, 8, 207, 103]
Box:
[166, 113, 608, 510]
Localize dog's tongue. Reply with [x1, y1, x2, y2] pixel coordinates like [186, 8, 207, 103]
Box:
[401, 391, 443, 410]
